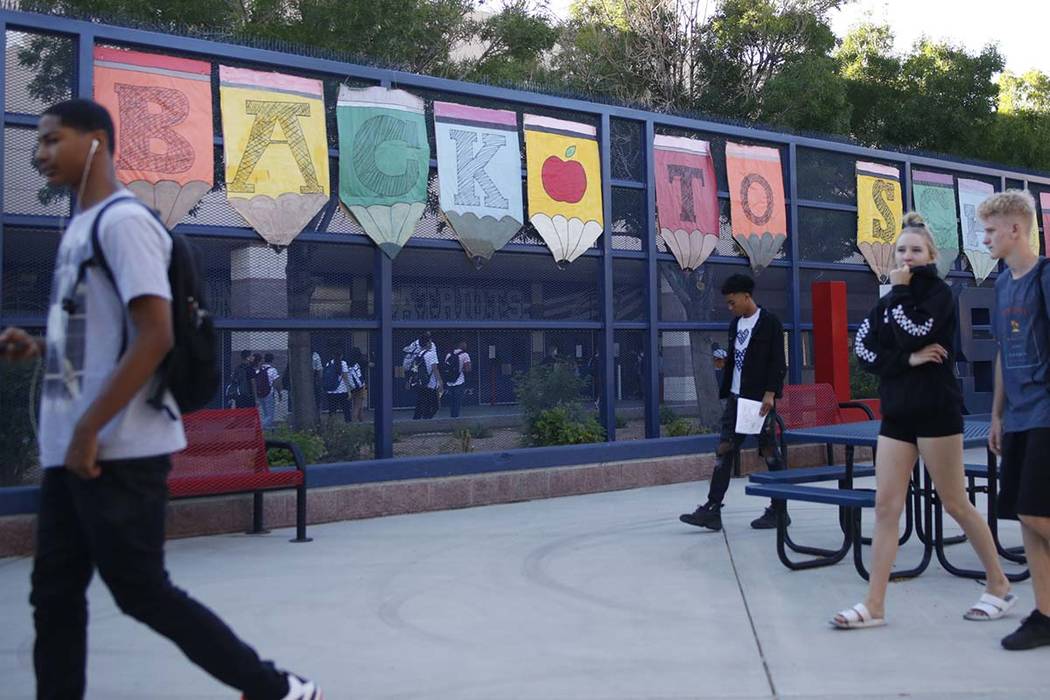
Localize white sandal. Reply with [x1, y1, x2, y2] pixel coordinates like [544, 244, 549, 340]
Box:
[964, 592, 1017, 621]
[831, 603, 886, 629]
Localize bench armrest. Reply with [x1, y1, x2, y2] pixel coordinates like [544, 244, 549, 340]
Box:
[838, 401, 875, 420]
[265, 439, 308, 473]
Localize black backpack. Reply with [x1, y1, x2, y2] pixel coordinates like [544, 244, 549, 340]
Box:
[441, 350, 462, 385]
[322, 360, 342, 392]
[85, 196, 218, 417]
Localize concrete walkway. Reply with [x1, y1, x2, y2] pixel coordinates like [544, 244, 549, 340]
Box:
[0, 471, 1044, 699]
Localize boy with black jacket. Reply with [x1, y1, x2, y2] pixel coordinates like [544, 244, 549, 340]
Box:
[680, 274, 787, 531]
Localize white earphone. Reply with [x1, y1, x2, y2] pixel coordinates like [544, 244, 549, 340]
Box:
[75, 138, 101, 208]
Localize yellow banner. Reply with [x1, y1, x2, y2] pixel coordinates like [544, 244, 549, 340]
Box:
[523, 115, 603, 226]
[856, 162, 902, 245]
[219, 66, 329, 201]
[856, 162, 903, 281]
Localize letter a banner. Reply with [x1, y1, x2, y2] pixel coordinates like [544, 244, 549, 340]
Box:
[434, 102, 523, 266]
[856, 161, 902, 282]
[219, 66, 330, 246]
[911, 170, 959, 278]
[653, 135, 719, 271]
[958, 178, 996, 283]
[725, 142, 787, 271]
[93, 47, 213, 228]
[523, 115, 603, 266]
[337, 86, 429, 259]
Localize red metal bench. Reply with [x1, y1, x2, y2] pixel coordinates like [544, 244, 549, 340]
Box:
[170, 408, 311, 542]
[771, 382, 875, 467]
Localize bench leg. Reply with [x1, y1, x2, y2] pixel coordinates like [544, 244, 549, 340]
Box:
[248, 492, 270, 535]
[291, 482, 312, 543]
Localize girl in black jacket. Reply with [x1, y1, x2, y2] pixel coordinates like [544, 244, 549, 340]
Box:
[832, 213, 1014, 629]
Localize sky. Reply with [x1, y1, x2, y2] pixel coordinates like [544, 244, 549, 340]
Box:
[541, 0, 1050, 75]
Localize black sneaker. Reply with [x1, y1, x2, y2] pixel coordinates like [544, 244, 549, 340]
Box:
[1002, 611, 1050, 651]
[751, 506, 790, 529]
[679, 503, 722, 531]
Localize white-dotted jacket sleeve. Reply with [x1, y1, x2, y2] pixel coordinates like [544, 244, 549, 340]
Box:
[854, 305, 909, 377]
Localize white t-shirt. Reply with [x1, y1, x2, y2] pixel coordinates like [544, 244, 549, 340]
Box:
[326, 360, 350, 394]
[446, 350, 470, 387]
[260, 364, 279, 395]
[312, 352, 322, 373]
[347, 362, 365, 391]
[422, 346, 440, 389]
[730, 309, 761, 396]
[38, 190, 186, 468]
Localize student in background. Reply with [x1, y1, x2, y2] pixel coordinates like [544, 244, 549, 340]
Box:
[443, 339, 471, 418]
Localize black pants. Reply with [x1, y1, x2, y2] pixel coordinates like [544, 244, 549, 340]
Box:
[31, 458, 287, 700]
[413, 387, 439, 419]
[706, 395, 784, 506]
[327, 391, 351, 422]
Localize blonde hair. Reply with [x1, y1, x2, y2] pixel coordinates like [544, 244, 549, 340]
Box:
[896, 211, 938, 261]
[977, 190, 1037, 228]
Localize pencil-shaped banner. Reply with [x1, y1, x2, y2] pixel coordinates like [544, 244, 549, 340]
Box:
[338, 86, 429, 259]
[856, 161, 902, 282]
[219, 66, 329, 246]
[654, 135, 719, 271]
[434, 102, 523, 267]
[1028, 191, 1041, 255]
[725, 142, 787, 271]
[958, 178, 996, 283]
[911, 170, 959, 278]
[93, 47, 213, 228]
[1041, 193, 1050, 256]
[523, 115, 604, 266]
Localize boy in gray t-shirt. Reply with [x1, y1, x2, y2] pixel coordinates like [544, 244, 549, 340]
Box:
[982, 190, 1050, 651]
[0, 100, 319, 699]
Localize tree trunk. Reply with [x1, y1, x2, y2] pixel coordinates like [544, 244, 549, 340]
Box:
[286, 244, 318, 429]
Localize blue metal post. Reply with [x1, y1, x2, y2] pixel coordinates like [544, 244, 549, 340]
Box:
[0, 21, 6, 330]
[643, 120, 659, 438]
[373, 78, 394, 459]
[599, 115, 616, 439]
[787, 143, 802, 384]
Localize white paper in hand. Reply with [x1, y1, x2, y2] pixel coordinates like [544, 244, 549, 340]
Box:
[735, 398, 766, 435]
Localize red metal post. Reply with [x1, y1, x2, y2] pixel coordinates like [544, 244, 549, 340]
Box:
[812, 281, 851, 403]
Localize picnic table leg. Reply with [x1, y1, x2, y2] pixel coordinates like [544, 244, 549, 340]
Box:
[932, 489, 1030, 582]
[855, 467, 933, 581]
[248, 492, 270, 535]
[775, 499, 851, 570]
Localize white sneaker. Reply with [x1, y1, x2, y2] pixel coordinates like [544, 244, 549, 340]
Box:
[280, 674, 323, 700]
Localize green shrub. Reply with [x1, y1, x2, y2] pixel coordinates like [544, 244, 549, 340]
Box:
[528, 406, 606, 446]
[265, 426, 327, 467]
[451, 428, 474, 453]
[659, 406, 678, 425]
[849, 350, 879, 399]
[664, 417, 696, 437]
[615, 413, 628, 429]
[466, 421, 493, 439]
[0, 360, 40, 485]
[318, 421, 374, 462]
[514, 362, 589, 422]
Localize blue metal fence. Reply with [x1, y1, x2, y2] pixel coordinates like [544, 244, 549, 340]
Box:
[2, 7, 1049, 510]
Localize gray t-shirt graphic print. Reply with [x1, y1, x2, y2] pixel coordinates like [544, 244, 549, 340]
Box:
[38, 191, 186, 468]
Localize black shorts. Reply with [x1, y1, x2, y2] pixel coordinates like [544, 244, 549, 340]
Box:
[999, 428, 1050, 520]
[879, 413, 963, 444]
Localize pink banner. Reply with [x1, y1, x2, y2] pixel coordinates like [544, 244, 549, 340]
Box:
[653, 135, 719, 271]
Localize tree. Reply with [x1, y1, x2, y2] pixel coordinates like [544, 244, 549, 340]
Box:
[453, 0, 559, 84]
[998, 70, 1050, 114]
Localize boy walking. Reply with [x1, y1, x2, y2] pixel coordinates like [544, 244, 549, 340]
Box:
[0, 99, 319, 699]
[981, 190, 1050, 650]
[679, 274, 788, 531]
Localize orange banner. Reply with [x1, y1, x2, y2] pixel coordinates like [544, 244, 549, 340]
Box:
[725, 142, 787, 270]
[93, 47, 213, 226]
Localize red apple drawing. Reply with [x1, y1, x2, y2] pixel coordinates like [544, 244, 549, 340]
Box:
[541, 145, 587, 203]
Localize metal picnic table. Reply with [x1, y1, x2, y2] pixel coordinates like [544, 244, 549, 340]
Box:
[772, 417, 1029, 581]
